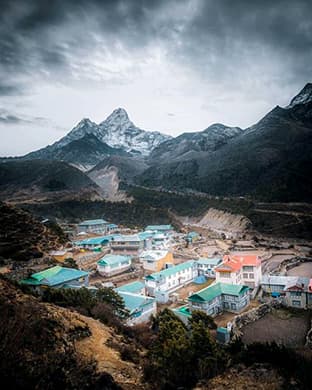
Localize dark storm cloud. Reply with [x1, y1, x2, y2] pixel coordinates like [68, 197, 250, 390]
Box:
[0, 0, 311, 89]
[0, 108, 48, 125]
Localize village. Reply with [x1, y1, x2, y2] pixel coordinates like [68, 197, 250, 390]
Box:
[20, 217, 312, 345]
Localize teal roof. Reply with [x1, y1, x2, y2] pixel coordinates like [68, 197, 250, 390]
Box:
[187, 231, 199, 238]
[118, 292, 155, 314]
[79, 219, 108, 226]
[145, 225, 173, 231]
[97, 254, 131, 266]
[21, 266, 89, 287]
[74, 236, 112, 246]
[173, 305, 192, 318]
[189, 282, 249, 303]
[107, 223, 118, 228]
[197, 258, 222, 266]
[116, 281, 145, 294]
[145, 261, 195, 282]
[138, 232, 154, 240]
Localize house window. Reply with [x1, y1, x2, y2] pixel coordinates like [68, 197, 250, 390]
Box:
[292, 300, 301, 306]
[230, 303, 237, 310]
[243, 266, 253, 272]
[249, 273, 254, 279]
[243, 273, 248, 279]
[221, 272, 231, 278]
[290, 291, 301, 297]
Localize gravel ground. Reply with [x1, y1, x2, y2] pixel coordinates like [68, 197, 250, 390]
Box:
[241, 309, 310, 347]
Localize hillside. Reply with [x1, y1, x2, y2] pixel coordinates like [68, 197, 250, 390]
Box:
[24, 133, 129, 171]
[137, 84, 312, 202]
[0, 278, 143, 389]
[0, 160, 102, 202]
[0, 201, 67, 262]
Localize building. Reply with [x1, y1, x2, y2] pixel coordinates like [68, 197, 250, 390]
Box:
[110, 234, 145, 256]
[74, 236, 113, 250]
[49, 250, 68, 262]
[188, 282, 250, 317]
[106, 223, 119, 233]
[20, 266, 89, 291]
[78, 219, 110, 234]
[151, 233, 171, 249]
[186, 231, 200, 243]
[117, 291, 156, 325]
[145, 225, 174, 234]
[215, 254, 262, 288]
[197, 258, 222, 278]
[139, 250, 174, 272]
[262, 275, 312, 309]
[145, 260, 197, 298]
[97, 254, 132, 277]
[116, 280, 145, 295]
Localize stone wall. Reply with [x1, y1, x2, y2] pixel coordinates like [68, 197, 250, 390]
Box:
[231, 300, 281, 339]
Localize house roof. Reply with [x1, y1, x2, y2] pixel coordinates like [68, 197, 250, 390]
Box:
[261, 275, 298, 286]
[197, 257, 222, 266]
[215, 254, 261, 272]
[74, 236, 112, 246]
[145, 260, 195, 282]
[139, 250, 169, 262]
[112, 234, 141, 242]
[21, 266, 89, 287]
[97, 254, 131, 266]
[78, 219, 108, 226]
[118, 292, 155, 314]
[187, 231, 199, 238]
[188, 282, 249, 303]
[172, 305, 192, 318]
[145, 225, 173, 231]
[116, 281, 145, 294]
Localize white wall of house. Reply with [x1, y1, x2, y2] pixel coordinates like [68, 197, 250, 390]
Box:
[97, 259, 131, 276]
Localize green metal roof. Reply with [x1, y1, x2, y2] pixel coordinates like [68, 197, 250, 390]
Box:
[21, 266, 89, 287]
[188, 282, 249, 303]
[79, 219, 108, 226]
[116, 281, 145, 294]
[118, 292, 155, 314]
[74, 236, 112, 246]
[145, 225, 173, 231]
[197, 258, 222, 266]
[145, 261, 195, 282]
[172, 305, 192, 318]
[97, 254, 131, 266]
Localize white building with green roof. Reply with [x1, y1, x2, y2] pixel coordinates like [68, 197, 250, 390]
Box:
[97, 254, 132, 277]
[197, 257, 222, 278]
[145, 261, 197, 299]
[78, 219, 110, 234]
[188, 282, 250, 317]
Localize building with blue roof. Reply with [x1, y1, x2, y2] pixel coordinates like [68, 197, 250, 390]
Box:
[117, 291, 156, 325]
[145, 225, 174, 234]
[20, 266, 89, 291]
[116, 280, 145, 295]
[97, 254, 132, 277]
[197, 257, 223, 278]
[78, 219, 117, 234]
[74, 235, 114, 249]
[110, 234, 148, 256]
[145, 261, 197, 299]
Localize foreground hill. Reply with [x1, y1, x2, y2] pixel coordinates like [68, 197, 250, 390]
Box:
[0, 201, 67, 262]
[0, 278, 143, 389]
[0, 160, 102, 202]
[137, 84, 312, 202]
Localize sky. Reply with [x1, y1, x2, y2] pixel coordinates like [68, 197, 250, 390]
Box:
[0, 0, 311, 156]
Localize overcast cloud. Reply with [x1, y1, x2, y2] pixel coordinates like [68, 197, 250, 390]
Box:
[0, 0, 311, 155]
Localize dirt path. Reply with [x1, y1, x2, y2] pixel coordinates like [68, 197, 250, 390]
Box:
[75, 316, 145, 389]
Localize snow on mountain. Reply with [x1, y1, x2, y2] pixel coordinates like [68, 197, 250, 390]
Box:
[287, 83, 312, 108]
[49, 108, 172, 156]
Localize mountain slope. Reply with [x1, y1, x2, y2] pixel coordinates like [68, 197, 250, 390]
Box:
[25, 133, 129, 171]
[23, 108, 171, 161]
[0, 160, 102, 202]
[0, 201, 67, 262]
[149, 123, 243, 162]
[137, 84, 312, 202]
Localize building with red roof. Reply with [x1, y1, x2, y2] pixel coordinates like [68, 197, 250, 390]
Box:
[215, 254, 262, 288]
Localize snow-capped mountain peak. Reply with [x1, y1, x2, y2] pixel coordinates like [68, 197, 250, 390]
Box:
[41, 108, 172, 156]
[287, 83, 312, 108]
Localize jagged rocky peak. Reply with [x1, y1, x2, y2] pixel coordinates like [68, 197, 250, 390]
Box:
[287, 83, 312, 108]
